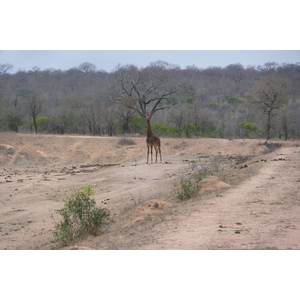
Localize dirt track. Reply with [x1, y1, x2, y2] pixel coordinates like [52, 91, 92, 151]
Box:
[1, 132, 299, 250]
[138, 146, 300, 249]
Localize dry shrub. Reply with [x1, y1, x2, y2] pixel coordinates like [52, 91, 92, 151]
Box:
[117, 138, 136, 146]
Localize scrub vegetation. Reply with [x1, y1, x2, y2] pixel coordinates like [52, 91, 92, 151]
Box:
[0, 61, 299, 140]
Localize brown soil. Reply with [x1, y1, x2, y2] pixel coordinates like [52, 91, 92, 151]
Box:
[1, 132, 299, 250]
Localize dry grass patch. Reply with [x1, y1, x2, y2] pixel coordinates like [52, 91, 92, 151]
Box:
[117, 137, 136, 146]
[125, 199, 173, 227]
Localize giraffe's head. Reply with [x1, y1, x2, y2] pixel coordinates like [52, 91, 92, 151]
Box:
[145, 113, 150, 120]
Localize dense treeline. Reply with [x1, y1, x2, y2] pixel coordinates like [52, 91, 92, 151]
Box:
[0, 60, 300, 139]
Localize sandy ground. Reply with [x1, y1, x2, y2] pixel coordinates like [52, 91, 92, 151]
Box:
[1, 132, 299, 250]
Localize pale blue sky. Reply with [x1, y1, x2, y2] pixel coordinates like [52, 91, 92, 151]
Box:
[1, 50, 299, 73]
[1, 2, 299, 73]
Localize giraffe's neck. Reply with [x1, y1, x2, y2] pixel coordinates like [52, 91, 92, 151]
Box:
[146, 118, 153, 137]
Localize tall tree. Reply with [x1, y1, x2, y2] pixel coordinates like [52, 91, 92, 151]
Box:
[78, 62, 96, 74]
[0, 63, 13, 75]
[28, 93, 42, 134]
[111, 62, 194, 119]
[224, 63, 245, 83]
[247, 76, 289, 140]
[17, 88, 42, 133]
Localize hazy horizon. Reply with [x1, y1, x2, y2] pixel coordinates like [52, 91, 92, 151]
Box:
[1, 50, 299, 73]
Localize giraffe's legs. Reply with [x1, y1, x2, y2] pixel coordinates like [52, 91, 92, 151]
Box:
[155, 147, 162, 163]
[158, 147, 162, 163]
[147, 144, 154, 164]
[147, 144, 150, 164]
[148, 143, 162, 164]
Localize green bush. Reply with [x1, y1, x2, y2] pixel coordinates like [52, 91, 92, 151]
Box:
[239, 121, 257, 132]
[174, 155, 225, 201]
[5, 112, 24, 132]
[238, 121, 258, 138]
[203, 129, 218, 138]
[129, 116, 146, 134]
[183, 123, 196, 137]
[151, 122, 171, 136]
[174, 176, 199, 201]
[51, 186, 109, 249]
[31, 116, 50, 132]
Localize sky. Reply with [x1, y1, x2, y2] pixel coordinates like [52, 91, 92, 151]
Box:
[1, 50, 299, 73]
[1, 2, 299, 74]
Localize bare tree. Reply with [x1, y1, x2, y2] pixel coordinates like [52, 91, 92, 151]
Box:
[28, 93, 42, 133]
[169, 109, 184, 134]
[247, 76, 289, 140]
[281, 109, 289, 140]
[78, 62, 96, 74]
[16, 88, 42, 133]
[116, 103, 136, 134]
[0, 63, 13, 75]
[81, 99, 102, 135]
[49, 109, 76, 134]
[103, 106, 117, 136]
[224, 63, 245, 83]
[112, 62, 193, 119]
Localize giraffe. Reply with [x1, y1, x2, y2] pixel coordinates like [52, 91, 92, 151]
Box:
[145, 113, 162, 164]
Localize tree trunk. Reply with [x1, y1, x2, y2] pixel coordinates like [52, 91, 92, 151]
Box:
[33, 118, 38, 134]
[266, 111, 272, 140]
